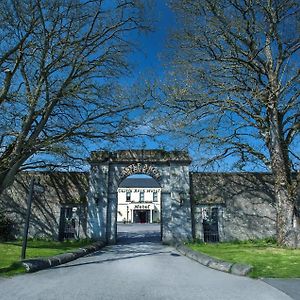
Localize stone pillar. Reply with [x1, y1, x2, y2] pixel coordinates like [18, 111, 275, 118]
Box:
[87, 163, 109, 241]
[106, 164, 120, 244]
[159, 165, 173, 243]
[218, 206, 226, 242]
[193, 206, 204, 241]
[168, 163, 193, 242]
[106, 191, 117, 244]
[161, 192, 173, 242]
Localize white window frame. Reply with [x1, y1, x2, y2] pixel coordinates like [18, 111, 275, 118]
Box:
[140, 191, 145, 203]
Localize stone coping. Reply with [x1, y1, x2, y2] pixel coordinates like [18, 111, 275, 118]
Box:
[22, 241, 106, 273]
[89, 150, 192, 164]
[175, 244, 253, 276]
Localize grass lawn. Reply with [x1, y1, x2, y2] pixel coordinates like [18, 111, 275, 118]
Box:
[0, 239, 92, 277]
[188, 239, 300, 278]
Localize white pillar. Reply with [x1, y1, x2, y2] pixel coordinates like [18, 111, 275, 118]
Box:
[150, 209, 153, 223]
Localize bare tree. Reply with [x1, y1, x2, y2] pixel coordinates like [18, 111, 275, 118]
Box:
[0, 0, 151, 193]
[163, 0, 300, 245]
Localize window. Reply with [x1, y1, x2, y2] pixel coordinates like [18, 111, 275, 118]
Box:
[153, 191, 158, 202]
[65, 207, 73, 219]
[59, 206, 76, 241]
[126, 191, 131, 202]
[211, 207, 219, 222]
[140, 191, 145, 202]
[203, 206, 219, 243]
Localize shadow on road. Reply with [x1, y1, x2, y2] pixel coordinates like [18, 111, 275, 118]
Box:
[54, 249, 170, 270]
[117, 223, 161, 245]
[53, 224, 167, 271]
[117, 231, 161, 244]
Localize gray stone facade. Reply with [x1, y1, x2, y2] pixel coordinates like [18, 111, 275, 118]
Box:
[190, 173, 277, 241]
[87, 150, 193, 244]
[1, 151, 299, 244]
[0, 172, 89, 240]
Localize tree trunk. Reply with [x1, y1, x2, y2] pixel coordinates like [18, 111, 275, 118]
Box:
[273, 174, 294, 245]
[0, 156, 28, 195]
[268, 105, 295, 245]
[0, 168, 19, 196]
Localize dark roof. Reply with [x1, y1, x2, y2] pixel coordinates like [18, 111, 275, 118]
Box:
[119, 178, 160, 188]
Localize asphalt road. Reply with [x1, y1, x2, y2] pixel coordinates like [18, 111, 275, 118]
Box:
[0, 224, 294, 300]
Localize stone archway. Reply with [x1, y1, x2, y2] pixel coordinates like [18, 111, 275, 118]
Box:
[87, 150, 193, 244]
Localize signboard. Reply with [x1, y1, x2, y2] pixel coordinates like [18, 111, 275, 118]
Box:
[120, 163, 161, 180]
[133, 204, 154, 210]
[118, 188, 161, 193]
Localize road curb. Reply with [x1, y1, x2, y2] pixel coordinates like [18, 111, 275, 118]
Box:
[175, 244, 252, 276]
[22, 241, 106, 273]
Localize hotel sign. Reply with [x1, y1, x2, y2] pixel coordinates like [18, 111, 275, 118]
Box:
[134, 204, 153, 210]
[118, 188, 161, 193]
[121, 163, 161, 180]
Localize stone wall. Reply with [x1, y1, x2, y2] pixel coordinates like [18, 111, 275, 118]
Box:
[190, 172, 277, 241]
[1, 169, 298, 242]
[0, 172, 89, 240]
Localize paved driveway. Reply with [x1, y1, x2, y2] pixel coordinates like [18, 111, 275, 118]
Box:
[0, 225, 293, 300]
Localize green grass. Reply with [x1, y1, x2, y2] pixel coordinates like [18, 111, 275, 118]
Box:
[188, 239, 300, 278]
[0, 239, 92, 277]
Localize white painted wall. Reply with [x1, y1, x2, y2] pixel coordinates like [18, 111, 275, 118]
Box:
[117, 187, 161, 223]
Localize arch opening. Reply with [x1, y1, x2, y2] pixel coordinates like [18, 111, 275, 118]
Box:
[116, 174, 162, 243]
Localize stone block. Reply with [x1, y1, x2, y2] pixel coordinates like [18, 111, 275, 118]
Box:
[48, 256, 60, 267]
[186, 249, 199, 261]
[84, 244, 97, 254]
[177, 245, 211, 266]
[193, 252, 212, 266]
[22, 242, 107, 273]
[208, 259, 233, 273]
[54, 253, 75, 264]
[73, 248, 88, 258]
[22, 258, 50, 272]
[176, 244, 188, 255]
[231, 263, 253, 276]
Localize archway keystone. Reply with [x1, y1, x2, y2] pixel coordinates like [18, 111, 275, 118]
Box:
[87, 150, 193, 244]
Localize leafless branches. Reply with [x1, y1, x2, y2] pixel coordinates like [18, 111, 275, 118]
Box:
[165, 0, 300, 244]
[0, 0, 151, 193]
[164, 0, 299, 171]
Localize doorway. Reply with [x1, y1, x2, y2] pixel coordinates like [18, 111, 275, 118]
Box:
[133, 210, 150, 223]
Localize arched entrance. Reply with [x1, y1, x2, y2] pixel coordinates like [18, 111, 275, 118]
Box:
[117, 174, 161, 224]
[117, 174, 162, 243]
[87, 150, 193, 244]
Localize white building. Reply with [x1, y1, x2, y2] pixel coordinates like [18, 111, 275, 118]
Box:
[117, 177, 161, 223]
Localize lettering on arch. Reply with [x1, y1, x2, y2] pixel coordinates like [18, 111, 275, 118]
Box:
[120, 163, 161, 180]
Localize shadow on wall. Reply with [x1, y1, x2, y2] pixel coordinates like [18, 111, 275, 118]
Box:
[191, 172, 278, 241]
[0, 172, 89, 240]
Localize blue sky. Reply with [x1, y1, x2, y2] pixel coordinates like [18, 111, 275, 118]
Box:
[87, 2, 178, 150]
[79, 1, 299, 173]
[113, 2, 244, 171]
[125, 1, 176, 82]
[86, 1, 263, 171]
